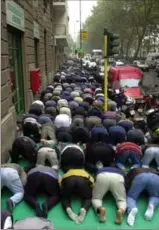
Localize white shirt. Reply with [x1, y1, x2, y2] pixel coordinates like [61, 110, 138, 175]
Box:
[54, 114, 72, 128]
[61, 144, 84, 155]
[23, 117, 41, 128]
[32, 100, 44, 109]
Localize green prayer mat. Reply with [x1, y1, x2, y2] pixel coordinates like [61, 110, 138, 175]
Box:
[1, 159, 159, 229]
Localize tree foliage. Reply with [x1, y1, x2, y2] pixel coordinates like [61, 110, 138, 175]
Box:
[82, 0, 159, 58]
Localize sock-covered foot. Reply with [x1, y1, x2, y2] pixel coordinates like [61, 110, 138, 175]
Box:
[66, 207, 78, 221]
[127, 208, 138, 226]
[77, 208, 86, 223]
[115, 209, 123, 224]
[98, 207, 106, 223]
[6, 199, 14, 213]
[42, 203, 48, 218]
[145, 204, 154, 220]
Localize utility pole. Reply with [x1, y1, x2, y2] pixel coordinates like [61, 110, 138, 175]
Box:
[104, 29, 108, 112]
[79, 0, 82, 68]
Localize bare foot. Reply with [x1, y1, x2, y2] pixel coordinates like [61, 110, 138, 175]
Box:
[16, 127, 20, 131]
[115, 209, 123, 224]
[40, 139, 46, 145]
[98, 207, 106, 223]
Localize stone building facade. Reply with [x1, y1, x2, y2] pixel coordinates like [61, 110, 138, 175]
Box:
[1, 0, 69, 162]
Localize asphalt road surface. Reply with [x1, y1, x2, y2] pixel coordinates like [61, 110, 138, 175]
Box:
[142, 69, 159, 87]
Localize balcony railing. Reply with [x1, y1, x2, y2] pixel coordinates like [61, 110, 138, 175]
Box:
[54, 24, 67, 36]
[53, 0, 67, 12]
[54, 0, 65, 2]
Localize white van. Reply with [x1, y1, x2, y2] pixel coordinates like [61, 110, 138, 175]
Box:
[92, 49, 103, 61]
[145, 52, 159, 68]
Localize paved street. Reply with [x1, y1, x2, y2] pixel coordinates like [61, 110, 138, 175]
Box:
[143, 70, 159, 87]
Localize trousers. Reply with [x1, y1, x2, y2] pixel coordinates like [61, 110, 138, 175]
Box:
[116, 150, 141, 169]
[24, 172, 60, 210]
[90, 127, 109, 143]
[1, 168, 24, 205]
[61, 176, 92, 211]
[142, 147, 159, 170]
[92, 172, 126, 212]
[36, 148, 59, 168]
[41, 124, 56, 141]
[23, 122, 40, 143]
[118, 121, 133, 132]
[127, 129, 145, 145]
[127, 173, 159, 213]
[109, 126, 126, 145]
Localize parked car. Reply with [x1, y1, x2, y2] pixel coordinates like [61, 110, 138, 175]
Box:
[145, 52, 159, 68]
[112, 60, 125, 66]
[133, 60, 149, 72]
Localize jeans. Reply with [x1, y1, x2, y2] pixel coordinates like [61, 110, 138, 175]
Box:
[127, 129, 145, 145]
[116, 150, 141, 169]
[91, 126, 109, 143]
[38, 115, 53, 125]
[118, 121, 133, 132]
[1, 168, 24, 205]
[127, 173, 159, 213]
[109, 126, 126, 145]
[142, 147, 159, 170]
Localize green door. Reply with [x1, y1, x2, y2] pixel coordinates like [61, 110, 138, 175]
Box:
[8, 27, 25, 114]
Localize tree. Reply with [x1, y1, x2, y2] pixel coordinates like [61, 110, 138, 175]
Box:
[83, 0, 159, 59]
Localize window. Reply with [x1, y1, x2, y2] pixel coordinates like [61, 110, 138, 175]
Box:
[8, 27, 25, 114]
[120, 79, 140, 88]
[34, 38, 39, 68]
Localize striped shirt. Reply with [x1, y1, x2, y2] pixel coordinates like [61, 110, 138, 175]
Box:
[116, 142, 142, 155]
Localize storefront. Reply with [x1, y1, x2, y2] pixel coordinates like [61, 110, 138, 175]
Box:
[6, 0, 25, 114]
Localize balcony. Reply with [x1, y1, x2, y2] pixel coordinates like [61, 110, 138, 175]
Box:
[54, 24, 68, 47]
[53, 0, 66, 12]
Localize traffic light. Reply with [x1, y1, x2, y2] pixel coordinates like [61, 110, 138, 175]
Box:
[75, 49, 78, 54]
[104, 29, 120, 57]
[108, 33, 120, 56]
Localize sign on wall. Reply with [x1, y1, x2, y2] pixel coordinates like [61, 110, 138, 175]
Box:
[6, 0, 25, 31]
[33, 21, 40, 39]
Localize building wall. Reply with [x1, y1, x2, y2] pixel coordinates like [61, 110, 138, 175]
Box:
[1, 0, 17, 163]
[1, 0, 57, 163]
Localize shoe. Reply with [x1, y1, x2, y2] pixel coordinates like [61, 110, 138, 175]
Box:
[7, 199, 13, 213]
